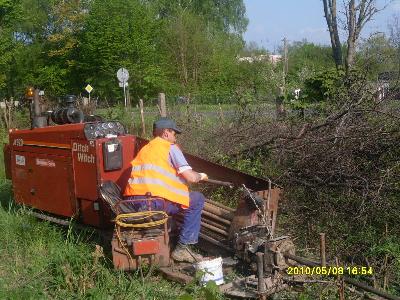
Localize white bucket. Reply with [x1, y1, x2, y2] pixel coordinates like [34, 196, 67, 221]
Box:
[196, 257, 224, 286]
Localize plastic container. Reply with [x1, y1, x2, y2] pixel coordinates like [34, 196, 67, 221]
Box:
[196, 257, 224, 285]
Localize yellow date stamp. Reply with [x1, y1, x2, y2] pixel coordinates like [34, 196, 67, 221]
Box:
[287, 266, 373, 276]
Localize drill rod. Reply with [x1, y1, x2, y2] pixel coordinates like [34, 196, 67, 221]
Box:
[203, 202, 234, 220]
[202, 210, 231, 225]
[206, 199, 235, 212]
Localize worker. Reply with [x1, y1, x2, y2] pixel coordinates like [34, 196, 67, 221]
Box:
[123, 117, 208, 263]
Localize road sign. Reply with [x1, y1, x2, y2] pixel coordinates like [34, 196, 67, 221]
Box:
[117, 68, 129, 83]
[117, 68, 129, 107]
[85, 84, 93, 93]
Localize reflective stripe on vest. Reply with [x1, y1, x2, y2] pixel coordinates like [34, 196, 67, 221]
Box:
[123, 137, 190, 206]
[128, 177, 189, 197]
[131, 164, 187, 184]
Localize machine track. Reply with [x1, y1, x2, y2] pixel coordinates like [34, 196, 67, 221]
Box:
[28, 211, 71, 226]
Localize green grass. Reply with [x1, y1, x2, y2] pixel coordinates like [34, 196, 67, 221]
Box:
[0, 181, 190, 299]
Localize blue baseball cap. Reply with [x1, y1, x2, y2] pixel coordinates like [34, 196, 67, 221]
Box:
[153, 117, 182, 134]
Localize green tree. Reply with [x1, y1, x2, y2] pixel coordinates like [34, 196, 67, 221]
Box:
[37, 0, 89, 96]
[159, 8, 263, 103]
[0, 0, 17, 94]
[0, 0, 37, 97]
[0, 0, 65, 98]
[144, 0, 248, 34]
[302, 67, 345, 102]
[286, 41, 336, 93]
[198, 32, 243, 100]
[356, 33, 394, 79]
[78, 0, 165, 102]
[389, 14, 400, 77]
[161, 10, 214, 94]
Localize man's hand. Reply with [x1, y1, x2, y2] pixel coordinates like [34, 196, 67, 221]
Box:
[199, 173, 208, 181]
[181, 170, 208, 183]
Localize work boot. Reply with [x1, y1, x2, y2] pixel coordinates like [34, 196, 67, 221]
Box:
[171, 243, 203, 263]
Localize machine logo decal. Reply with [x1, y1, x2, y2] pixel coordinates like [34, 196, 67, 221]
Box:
[36, 158, 56, 167]
[13, 139, 23, 146]
[77, 152, 95, 164]
[72, 142, 95, 164]
[15, 155, 25, 166]
[72, 142, 89, 152]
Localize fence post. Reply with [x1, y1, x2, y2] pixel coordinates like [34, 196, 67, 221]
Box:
[186, 94, 191, 123]
[218, 103, 225, 123]
[139, 99, 146, 137]
[126, 88, 131, 108]
[158, 93, 167, 117]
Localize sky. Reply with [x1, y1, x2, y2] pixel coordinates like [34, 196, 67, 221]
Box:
[243, 0, 400, 53]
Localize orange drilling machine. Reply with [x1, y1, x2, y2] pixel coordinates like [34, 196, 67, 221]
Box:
[4, 90, 296, 298]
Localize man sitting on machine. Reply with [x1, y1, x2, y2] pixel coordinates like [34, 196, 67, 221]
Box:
[123, 117, 208, 263]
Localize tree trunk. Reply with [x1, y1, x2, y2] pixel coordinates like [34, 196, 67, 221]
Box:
[346, 0, 357, 70]
[323, 0, 379, 72]
[177, 14, 188, 89]
[323, 0, 343, 68]
[389, 13, 400, 79]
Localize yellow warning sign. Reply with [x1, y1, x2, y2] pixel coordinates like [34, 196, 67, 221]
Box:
[85, 84, 93, 93]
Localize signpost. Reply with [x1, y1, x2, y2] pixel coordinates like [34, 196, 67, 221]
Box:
[85, 84, 93, 103]
[117, 68, 129, 107]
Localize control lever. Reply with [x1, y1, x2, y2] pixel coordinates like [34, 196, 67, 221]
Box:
[203, 178, 234, 188]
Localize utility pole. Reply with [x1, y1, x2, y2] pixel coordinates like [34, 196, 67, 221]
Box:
[275, 37, 288, 120]
[282, 37, 288, 89]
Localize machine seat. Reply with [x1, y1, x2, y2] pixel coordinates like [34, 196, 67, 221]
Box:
[100, 180, 168, 225]
[99, 181, 124, 214]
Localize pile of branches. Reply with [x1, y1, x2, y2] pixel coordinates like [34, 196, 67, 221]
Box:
[207, 79, 400, 205]
[180, 78, 400, 287]
[179, 80, 400, 211]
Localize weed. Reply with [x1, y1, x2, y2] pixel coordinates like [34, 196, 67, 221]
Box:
[178, 271, 224, 300]
[0, 187, 189, 299]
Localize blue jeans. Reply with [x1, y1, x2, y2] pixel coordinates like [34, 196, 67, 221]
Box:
[124, 191, 205, 245]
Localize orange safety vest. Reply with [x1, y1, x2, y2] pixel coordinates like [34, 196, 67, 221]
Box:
[123, 137, 190, 207]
